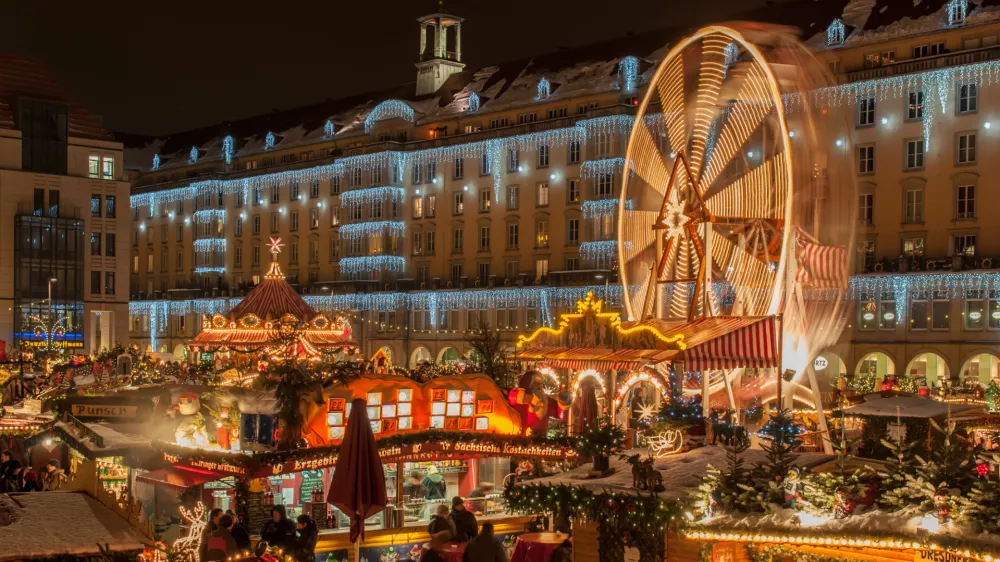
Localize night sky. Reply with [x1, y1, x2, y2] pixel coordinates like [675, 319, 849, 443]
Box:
[2, 0, 778, 136]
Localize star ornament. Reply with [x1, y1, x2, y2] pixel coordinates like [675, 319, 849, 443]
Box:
[636, 401, 658, 422]
[662, 199, 690, 240]
[268, 237, 284, 255]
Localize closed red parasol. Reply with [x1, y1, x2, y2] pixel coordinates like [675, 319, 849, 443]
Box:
[326, 398, 387, 542]
[575, 382, 599, 434]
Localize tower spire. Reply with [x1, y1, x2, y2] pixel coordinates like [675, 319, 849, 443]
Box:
[415, 3, 465, 95]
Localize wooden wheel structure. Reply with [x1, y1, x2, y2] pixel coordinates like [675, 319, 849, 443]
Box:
[618, 25, 857, 446]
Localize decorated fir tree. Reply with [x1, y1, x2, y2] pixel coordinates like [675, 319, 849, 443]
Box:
[986, 380, 1000, 413]
[754, 409, 804, 505]
[957, 453, 1000, 532]
[849, 369, 877, 394]
[879, 418, 976, 512]
[694, 442, 768, 515]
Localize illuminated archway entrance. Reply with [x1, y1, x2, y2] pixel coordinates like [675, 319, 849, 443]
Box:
[905, 352, 950, 388]
[854, 352, 895, 392]
[959, 352, 1000, 384]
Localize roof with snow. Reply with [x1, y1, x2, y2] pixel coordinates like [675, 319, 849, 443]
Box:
[844, 393, 986, 419]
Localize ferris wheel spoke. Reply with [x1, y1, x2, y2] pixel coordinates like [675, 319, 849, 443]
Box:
[705, 151, 788, 220]
[688, 36, 730, 177]
[655, 53, 689, 161]
[699, 62, 776, 191]
[628, 120, 673, 198]
[712, 230, 775, 315]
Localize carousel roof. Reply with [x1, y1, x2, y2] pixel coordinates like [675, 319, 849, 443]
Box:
[227, 261, 317, 322]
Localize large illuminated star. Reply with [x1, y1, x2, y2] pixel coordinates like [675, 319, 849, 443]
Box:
[268, 237, 284, 256]
[636, 401, 658, 422]
[662, 198, 690, 240]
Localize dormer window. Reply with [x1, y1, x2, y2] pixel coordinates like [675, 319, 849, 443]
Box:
[324, 120, 335, 138]
[617, 56, 639, 92]
[152, 154, 160, 171]
[222, 136, 234, 163]
[189, 146, 199, 164]
[827, 18, 845, 46]
[468, 92, 481, 112]
[536, 78, 551, 100]
[948, 0, 967, 26]
[264, 131, 276, 150]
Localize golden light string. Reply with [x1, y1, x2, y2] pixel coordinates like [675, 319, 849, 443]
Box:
[628, 121, 672, 197]
[689, 37, 730, 176]
[659, 55, 689, 162]
[712, 230, 773, 315]
[706, 151, 787, 219]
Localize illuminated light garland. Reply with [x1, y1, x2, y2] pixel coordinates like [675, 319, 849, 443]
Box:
[581, 198, 633, 219]
[618, 56, 640, 92]
[194, 267, 226, 275]
[193, 238, 227, 251]
[323, 120, 335, 138]
[536, 77, 551, 100]
[581, 157, 626, 178]
[467, 92, 481, 112]
[516, 291, 623, 348]
[612, 370, 670, 409]
[189, 146, 199, 164]
[193, 209, 226, 224]
[264, 131, 276, 150]
[849, 272, 1000, 321]
[339, 186, 406, 205]
[723, 43, 740, 70]
[152, 154, 160, 171]
[579, 240, 629, 260]
[222, 136, 234, 163]
[337, 220, 406, 240]
[949, 0, 967, 26]
[537, 366, 560, 387]
[364, 100, 415, 133]
[571, 368, 606, 395]
[339, 255, 406, 273]
[826, 18, 845, 46]
[614, 322, 688, 348]
[578, 114, 635, 137]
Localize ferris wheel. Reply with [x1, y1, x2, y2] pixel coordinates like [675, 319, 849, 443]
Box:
[617, 24, 857, 422]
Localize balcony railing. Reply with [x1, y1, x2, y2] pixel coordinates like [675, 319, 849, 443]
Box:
[845, 46, 1000, 82]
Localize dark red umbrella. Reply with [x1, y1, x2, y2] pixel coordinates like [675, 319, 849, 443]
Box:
[327, 398, 387, 542]
[575, 382, 599, 434]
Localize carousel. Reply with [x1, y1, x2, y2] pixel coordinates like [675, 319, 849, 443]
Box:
[187, 238, 357, 375]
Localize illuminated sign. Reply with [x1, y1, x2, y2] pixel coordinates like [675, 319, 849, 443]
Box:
[915, 550, 977, 562]
[22, 340, 84, 349]
[813, 357, 828, 370]
[70, 404, 138, 419]
[163, 451, 248, 476]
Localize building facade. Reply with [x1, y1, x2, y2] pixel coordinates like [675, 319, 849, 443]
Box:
[0, 55, 130, 355]
[127, 1, 1000, 401]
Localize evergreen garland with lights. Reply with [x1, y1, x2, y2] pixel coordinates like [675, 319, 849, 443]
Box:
[576, 416, 627, 460]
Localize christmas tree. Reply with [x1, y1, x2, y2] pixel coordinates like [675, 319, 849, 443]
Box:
[849, 369, 877, 394]
[957, 453, 1000, 532]
[694, 442, 768, 515]
[986, 380, 1000, 413]
[879, 418, 976, 512]
[755, 409, 804, 505]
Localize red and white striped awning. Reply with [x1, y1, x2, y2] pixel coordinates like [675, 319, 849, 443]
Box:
[795, 227, 847, 290]
[517, 347, 678, 370]
[683, 316, 778, 372]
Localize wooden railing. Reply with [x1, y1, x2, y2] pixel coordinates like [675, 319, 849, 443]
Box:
[94, 484, 154, 540]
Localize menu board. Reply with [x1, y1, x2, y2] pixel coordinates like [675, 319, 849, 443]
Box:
[246, 491, 269, 536]
[311, 501, 328, 529]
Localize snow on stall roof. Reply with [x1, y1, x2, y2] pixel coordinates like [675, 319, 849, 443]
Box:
[527, 447, 833, 500]
[55, 421, 151, 454]
[0, 492, 147, 560]
[844, 394, 986, 418]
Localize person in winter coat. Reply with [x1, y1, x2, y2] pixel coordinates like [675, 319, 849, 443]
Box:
[225, 510, 251, 551]
[260, 505, 296, 551]
[21, 471, 39, 492]
[40, 460, 67, 491]
[292, 514, 319, 562]
[199, 508, 224, 562]
[422, 465, 446, 500]
[462, 523, 507, 562]
[427, 503, 456, 539]
[0, 450, 22, 493]
[449, 496, 478, 542]
[421, 531, 452, 562]
[205, 514, 238, 562]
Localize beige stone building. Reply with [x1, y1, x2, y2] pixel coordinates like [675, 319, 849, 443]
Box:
[126, 0, 1000, 400]
[0, 54, 130, 355]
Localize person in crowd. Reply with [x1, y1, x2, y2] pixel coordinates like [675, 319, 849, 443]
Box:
[225, 510, 251, 550]
[260, 505, 296, 550]
[462, 523, 507, 562]
[199, 508, 225, 562]
[421, 531, 452, 562]
[40, 460, 66, 491]
[550, 539, 572, 562]
[21, 471, 39, 492]
[427, 503, 456, 538]
[422, 465, 446, 500]
[469, 482, 494, 499]
[293, 514, 319, 562]
[403, 470, 426, 500]
[205, 514, 238, 562]
[449, 496, 478, 542]
[0, 450, 21, 493]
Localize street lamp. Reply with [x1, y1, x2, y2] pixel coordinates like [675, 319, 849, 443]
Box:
[48, 278, 57, 307]
[594, 273, 609, 303]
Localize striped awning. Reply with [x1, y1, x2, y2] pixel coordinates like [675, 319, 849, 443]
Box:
[683, 316, 778, 372]
[517, 347, 678, 370]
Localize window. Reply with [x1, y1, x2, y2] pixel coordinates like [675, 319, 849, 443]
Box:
[536, 220, 549, 248]
[568, 179, 580, 202]
[964, 290, 987, 330]
[413, 232, 423, 255]
[147, 254, 153, 273]
[508, 149, 519, 172]
[310, 209, 319, 229]
[517, 112, 537, 124]
[858, 145, 875, 174]
[858, 98, 875, 126]
[412, 164, 423, 185]
[858, 294, 877, 330]
[569, 140, 581, 164]
[289, 242, 298, 264]
[175, 224, 183, 242]
[859, 193, 873, 225]
[863, 50, 895, 68]
[270, 186, 280, 203]
[907, 91, 924, 120]
[453, 192, 464, 215]
[454, 158, 464, 179]
[426, 232, 435, 254]
[957, 133, 976, 164]
[904, 188, 924, 223]
[568, 218, 580, 245]
[90, 232, 101, 256]
[489, 117, 509, 129]
[350, 168, 362, 187]
[566, 257, 579, 271]
[290, 211, 299, 231]
[912, 42, 945, 58]
[595, 133, 612, 158]
[959, 83, 978, 113]
[88, 155, 100, 178]
[506, 185, 519, 210]
[235, 246, 242, 267]
[859, 239, 875, 272]
[957, 185, 976, 219]
[47, 189, 59, 217]
[310, 180, 320, 199]
[105, 233, 116, 257]
[253, 187, 262, 205]
[932, 290, 951, 330]
[132, 255, 139, 273]
[879, 292, 897, 331]
[91, 194, 101, 217]
[175, 251, 182, 271]
[290, 182, 300, 201]
[479, 226, 490, 251]
[252, 244, 260, 265]
[271, 213, 279, 233]
[910, 291, 929, 330]
[350, 204, 362, 221]
[597, 174, 614, 197]
[253, 215, 261, 234]
[331, 176, 341, 195]
[537, 145, 550, 168]
[453, 229, 464, 253]
[426, 195, 436, 217]
[480, 153, 492, 175]
[478, 262, 490, 284]
[507, 223, 519, 249]
[546, 107, 568, 119]
[412, 197, 424, 219]
[534, 182, 550, 207]
[905, 140, 924, 170]
[954, 234, 976, 256]
[903, 237, 924, 257]
[479, 190, 491, 212]
[535, 258, 549, 281]
[104, 272, 115, 295]
[373, 167, 384, 185]
[90, 271, 101, 295]
[105, 195, 116, 218]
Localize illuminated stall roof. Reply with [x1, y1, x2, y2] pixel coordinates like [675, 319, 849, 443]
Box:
[516, 347, 678, 370]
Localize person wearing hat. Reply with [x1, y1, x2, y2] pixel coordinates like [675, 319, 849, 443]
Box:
[21, 471, 39, 492]
[449, 496, 478, 542]
[427, 503, 455, 539]
[41, 460, 67, 491]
